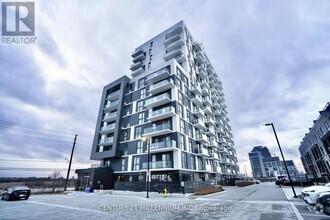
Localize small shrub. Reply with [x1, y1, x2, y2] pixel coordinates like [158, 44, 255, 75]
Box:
[236, 182, 255, 187]
[194, 186, 224, 195]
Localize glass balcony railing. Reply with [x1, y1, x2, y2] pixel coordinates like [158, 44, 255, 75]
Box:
[107, 91, 120, 100]
[100, 124, 115, 132]
[104, 112, 117, 120]
[150, 140, 175, 150]
[144, 123, 171, 134]
[149, 79, 174, 91]
[146, 68, 170, 83]
[145, 93, 171, 106]
[99, 137, 114, 145]
[150, 106, 172, 117]
[142, 161, 173, 169]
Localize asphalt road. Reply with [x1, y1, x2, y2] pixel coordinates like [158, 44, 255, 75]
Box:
[1, 182, 329, 219]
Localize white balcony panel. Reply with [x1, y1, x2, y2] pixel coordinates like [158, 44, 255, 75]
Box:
[148, 106, 176, 122]
[149, 79, 175, 95]
[145, 93, 172, 108]
[164, 48, 183, 61]
[146, 68, 171, 84]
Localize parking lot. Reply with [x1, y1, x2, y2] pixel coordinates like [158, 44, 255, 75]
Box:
[1, 183, 330, 219]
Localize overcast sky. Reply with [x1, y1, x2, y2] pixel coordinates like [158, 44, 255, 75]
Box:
[1, 0, 329, 177]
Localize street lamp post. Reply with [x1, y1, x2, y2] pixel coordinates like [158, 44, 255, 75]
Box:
[142, 136, 150, 198]
[264, 123, 297, 198]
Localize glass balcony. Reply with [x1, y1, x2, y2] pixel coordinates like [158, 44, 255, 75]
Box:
[142, 160, 173, 169]
[175, 54, 186, 63]
[193, 41, 203, 51]
[130, 61, 143, 71]
[104, 100, 119, 112]
[204, 116, 215, 125]
[148, 106, 176, 122]
[207, 140, 217, 148]
[149, 78, 175, 95]
[164, 47, 183, 61]
[195, 133, 208, 143]
[198, 164, 206, 171]
[190, 94, 202, 106]
[100, 123, 116, 134]
[99, 137, 114, 146]
[131, 49, 145, 58]
[192, 107, 204, 118]
[200, 80, 209, 90]
[204, 127, 215, 136]
[166, 25, 183, 37]
[195, 147, 208, 156]
[164, 33, 182, 46]
[191, 84, 202, 95]
[106, 90, 121, 101]
[192, 118, 205, 130]
[146, 68, 171, 84]
[202, 97, 212, 106]
[131, 66, 144, 77]
[202, 106, 212, 115]
[201, 86, 209, 96]
[150, 140, 177, 152]
[166, 38, 184, 52]
[196, 51, 206, 64]
[143, 123, 172, 137]
[103, 112, 117, 122]
[145, 93, 171, 108]
[132, 52, 145, 62]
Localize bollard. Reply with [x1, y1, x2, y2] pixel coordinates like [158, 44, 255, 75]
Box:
[163, 187, 168, 197]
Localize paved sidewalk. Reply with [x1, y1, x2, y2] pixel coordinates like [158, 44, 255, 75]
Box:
[281, 186, 303, 200]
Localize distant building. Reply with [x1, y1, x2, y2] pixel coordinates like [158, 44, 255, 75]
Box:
[249, 146, 298, 178]
[299, 102, 330, 178]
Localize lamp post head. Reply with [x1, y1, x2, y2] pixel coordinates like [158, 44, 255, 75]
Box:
[264, 123, 272, 126]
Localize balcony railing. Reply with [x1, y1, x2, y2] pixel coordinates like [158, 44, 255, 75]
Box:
[106, 91, 120, 101]
[150, 140, 176, 151]
[145, 93, 171, 108]
[143, 123, 171, 134]
[142, 160, 173, 169]
[198, 164, 206, 170]
[146, 68, 171, 83]
[149, 78, 174, 94]
[100, 124, 115, 132]
[99, 137, 114, 145]
[103, 112, 117, 121]
[164, 47, 183, 61]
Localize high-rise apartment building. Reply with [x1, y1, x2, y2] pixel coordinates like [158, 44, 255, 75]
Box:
[89, 21, 239, 189]
[299, 102, 330, 179]
[249, 146, 298, 178]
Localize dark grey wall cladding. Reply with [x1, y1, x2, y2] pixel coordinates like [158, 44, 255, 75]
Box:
[90, 76, 130, 160]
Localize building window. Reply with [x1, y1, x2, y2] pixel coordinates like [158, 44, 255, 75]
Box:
[184, 86, 188, 96]
[176, 78, 182, 91]
[325, 121, 329, 130]
[188, 124, 193, 138]
[122, 159, 125, 171]
[136, 100, 144, 112]
[180, 134, 185, 150]
[180, 119, 185, 133]
[123, 129, 129, 141]
[138, 78, 145, 89]
[133, 156, 140, 171]
[137, 140, 143, 154]
[138, 113, 145, 124]
[135, 126, 142, 139]
[190, 156, 195, 170]
[188, 138, 193, 152]
[140, 88, 147, 99]
[182, 152, 187, 169]
[178, 104, 183, 118]
[178, 92, 183, 104]
[186, 110, 191, 123]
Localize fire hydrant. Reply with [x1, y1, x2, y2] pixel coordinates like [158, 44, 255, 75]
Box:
[163, 187, 168, 197]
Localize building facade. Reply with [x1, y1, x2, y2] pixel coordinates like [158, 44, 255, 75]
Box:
[249, 146, 298, 178]
[299, 102, 330, 178]
[90, 21, 239, 188]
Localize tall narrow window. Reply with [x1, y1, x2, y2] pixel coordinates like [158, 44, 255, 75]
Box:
[137, 140, 143, 154]
[180, 134, 185, 150]
[138, 113, 145, 124]
[136, 100, 144, 112]
[178, 104, 183, 118]
[121, 159, 125, 171]
[180, 119, 185, 133]
[188, 138, 193, 153]
[181, 152, 187, 169]
[190, 156, 195, 170]
[178, 92, 183, 104]
[138, 78, 145, 89]
[135, 126, 142, 139]
[140, 88, 147, 99]
[133, 156, 140, 170]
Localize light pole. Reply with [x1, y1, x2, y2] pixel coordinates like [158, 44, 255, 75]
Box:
[264, 123, 297, 198]
[142, 136, 150, 198]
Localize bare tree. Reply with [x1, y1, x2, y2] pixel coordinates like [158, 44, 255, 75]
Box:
[49, 170, 62, 193]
